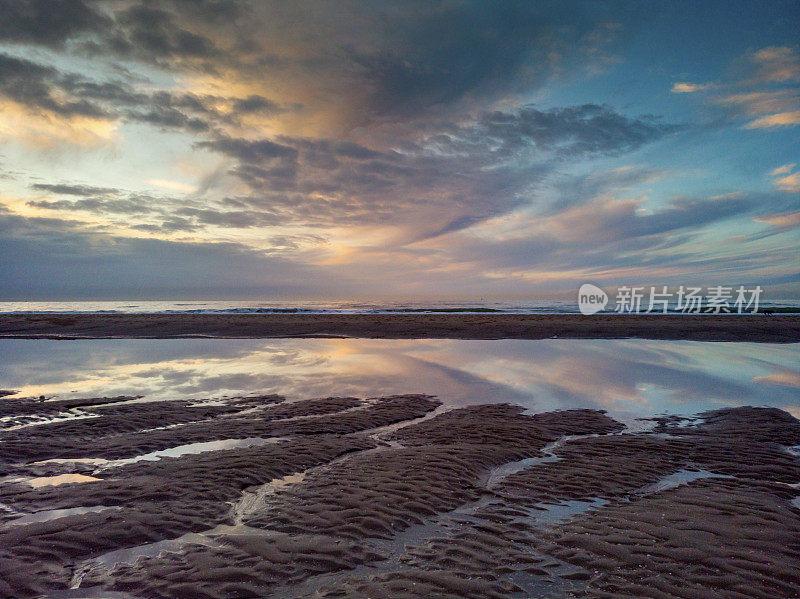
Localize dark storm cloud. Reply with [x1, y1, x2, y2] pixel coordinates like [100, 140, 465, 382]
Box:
[0, 53, 108, 118]
[413, 105, 679, 167]
[344, 12, 542, 115]
[109, 4, 217, 60]
[70, 3, 221, 69]
[1, 1, 796, 299]
[169, 0, 246, 22]
[0, 209, 344, 299]
[6, 1, 627, 124]
[173, 207, 280, 229]
[231, 95, 283, 114]
[443, 192, 772, 276]
[27, 179, 292, 232]
[0, 0, 110, 47]
[43, 1, 588, 106]
[0, 0, 245, 69]
[28, 184, 185, 225]
[475, 105, 680, 157]
[192, 104, 677, 238]
[0, 51, 288, 131]
[2, 1, 632, 127]
[115, 90, 287, 131]
[30, 183, 120, 196]
[195, 136, 299, 163]
[27, 197, 152, 215]
[0, 0, 634, 136]
[129, 217, 198, 233]
[130, 105, 211, 132]
[342, 1, 597, 118]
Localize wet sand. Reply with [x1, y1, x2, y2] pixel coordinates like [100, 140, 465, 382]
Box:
[2, 312, 800, 341]
[1, 391, 799, 598]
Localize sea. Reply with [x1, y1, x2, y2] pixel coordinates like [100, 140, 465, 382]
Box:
[0, 299, 798, 315]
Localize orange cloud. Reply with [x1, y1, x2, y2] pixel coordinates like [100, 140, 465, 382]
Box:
[754, 210, 800, 228]
[744, 109, 800, 129]
[0, 100, 117, 149]
[671, 82, 710, 93]
[753, 370, 800, 388]
[718, 89, 799, 116]
[750, 46, 800, 83]
[689, 47, 800, 130]
[774, 172, 800, 192]
[770, 163, 795, 176]
[767, 163, 800, 192]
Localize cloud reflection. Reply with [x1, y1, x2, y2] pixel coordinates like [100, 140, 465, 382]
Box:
[1, 339, 797, 423]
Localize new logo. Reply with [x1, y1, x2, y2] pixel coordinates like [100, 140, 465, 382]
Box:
[578, 283, 608, 315]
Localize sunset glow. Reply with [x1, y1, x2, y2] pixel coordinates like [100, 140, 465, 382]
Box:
[1, 1, 798, 300]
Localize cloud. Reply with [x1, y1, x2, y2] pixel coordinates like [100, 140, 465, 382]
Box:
[495, 193, 752, 251]
[86, 3, 220, 67]
[339, 2, 588, 119]
[0, 3, 667, 242]
[1, 3, 795, 299]
[770, 163, 796, 176]
[719, 90, 799, 116]
[16, 102, 674, 242]
[747, 46, 800, 84]
[231, 95, 283, 115]
[31, 0, 626, 133]
[195, 136, 299, 163]
[0, 207, 344, 299]
[768, 163, 800, 192]
[190, 105, 676, 240]
[671, 82, 711, 93]
[433, 104, 678, 158]
[546, 165, 665, 212]
[743, 110, 800, 129]
[26, 183, 198, 230]
[173, 207, 280, 229]
[754, 210, 800, 230]
[0, 0, 110, 47]
[0, 53, 108, 118]
[412, 167, 793, 288]
[27, 182, 161, 218]
[27, 197, 153, 215]
[753, 370, 800, 388]
[689, 46, 800, 129]
[30, 183, 121, 196]
[304, 185, 798, 298]
[773, 173, 800, 192]
[0, 51, 290, 140]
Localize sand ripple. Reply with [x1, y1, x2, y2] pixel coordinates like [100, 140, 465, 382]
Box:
[1, 394, 799, 598]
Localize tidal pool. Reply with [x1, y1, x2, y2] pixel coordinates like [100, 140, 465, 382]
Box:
[0, 338, 798, 424]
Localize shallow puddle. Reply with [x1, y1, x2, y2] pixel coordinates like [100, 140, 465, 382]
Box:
[2, 338, 797, 422]
[4, 505, 121, 527]
[28, 474, 102, 488]
[103, 436, 286, 468]
[637, 468, 729, 495]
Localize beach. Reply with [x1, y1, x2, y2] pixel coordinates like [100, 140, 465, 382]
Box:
[1, 391, 799, 598]
[3, 1, 799, 597]
[2, 312, 800, 341]
[1, 322, 799, 599]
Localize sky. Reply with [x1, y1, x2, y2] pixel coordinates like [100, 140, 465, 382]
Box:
[0, 0, 798, 301]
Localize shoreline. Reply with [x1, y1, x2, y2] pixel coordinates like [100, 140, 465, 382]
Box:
[1, 312, 799, 341]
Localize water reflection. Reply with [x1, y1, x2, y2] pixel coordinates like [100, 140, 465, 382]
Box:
[0, 338, 798, 422]
[27, 474, 102, 488]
